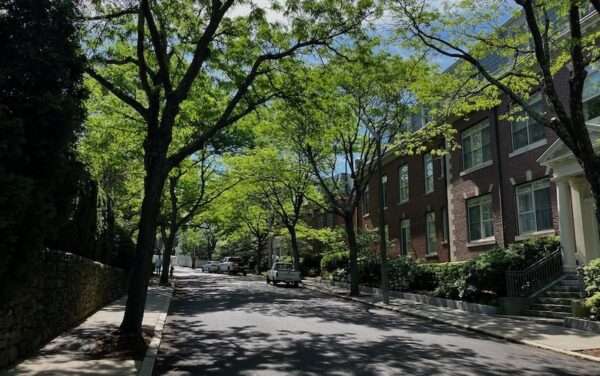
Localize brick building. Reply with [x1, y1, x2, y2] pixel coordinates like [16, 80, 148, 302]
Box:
[308, 9, 600, 266]
[352, 58, 600, 263]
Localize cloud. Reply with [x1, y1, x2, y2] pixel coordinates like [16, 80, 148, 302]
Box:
[227, 0, 287, 24]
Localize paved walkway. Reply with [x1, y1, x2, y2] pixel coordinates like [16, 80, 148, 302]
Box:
[1, 281, 173, 376]
[303, 279, 600, 362]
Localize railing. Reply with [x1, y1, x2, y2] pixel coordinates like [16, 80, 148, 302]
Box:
[505, 248, 563, 297]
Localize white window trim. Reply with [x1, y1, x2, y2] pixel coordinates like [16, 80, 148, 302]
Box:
[508, 138, 547, 158]
[426, 212, 437, 255]
[400, 219, 410, 256]
[459, 160, 493, 177]
[424, 153, 434, 194]
[466, 237, 496, 248]
[467, 194, 493, 242]
[514, 229, 556, 242]
[516, 179, 552, 235]
[399, 164, 409, 204]
[461, 119, 491, 172]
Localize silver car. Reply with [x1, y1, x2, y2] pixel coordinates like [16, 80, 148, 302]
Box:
[201, 261, 220, 273]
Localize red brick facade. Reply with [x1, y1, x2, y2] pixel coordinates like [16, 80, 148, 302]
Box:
[309, 67, 584, 263]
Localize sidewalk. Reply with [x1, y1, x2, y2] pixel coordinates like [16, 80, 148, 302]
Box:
[303, 279, 600, 363]
[1, 280, 173, 376]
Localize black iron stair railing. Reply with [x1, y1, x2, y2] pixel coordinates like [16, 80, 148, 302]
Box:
[505, 247, 563, 297]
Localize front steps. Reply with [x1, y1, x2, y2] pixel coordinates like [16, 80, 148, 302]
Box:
[523, 274, 581, 321]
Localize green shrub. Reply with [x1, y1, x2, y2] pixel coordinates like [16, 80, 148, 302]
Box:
[583, 258, 600, 296]
[583, 292, 600, 320]
[410, 263, 439, 291]
[300, 253, 322, 277]
[320, 251, 349, 274]
[462, 247, 522, 299]
[418, 263, 466, 299]
[388, 257, 420, 291]
[508, 236, 560, 269]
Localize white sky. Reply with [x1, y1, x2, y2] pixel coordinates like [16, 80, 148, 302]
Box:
[228, 0, 287, 24]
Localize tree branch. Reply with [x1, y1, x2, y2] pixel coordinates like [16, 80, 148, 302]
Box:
[85, 67, 148, 119]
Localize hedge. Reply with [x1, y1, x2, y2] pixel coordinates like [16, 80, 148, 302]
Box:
[321, 236, 561, 303]
[583, 259, 600, 320]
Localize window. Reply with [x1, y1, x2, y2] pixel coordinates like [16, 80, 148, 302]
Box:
[516, 179, 553, 234]
[461, 120, 491, 170]
[382, 174, 388, 208]
[363, 187, 370, 215]
[317, 214, 324, 228]
[399, 164, 409, 203]
[326, 213, 334, 227]
[384, 224, 389, 241]
[584, 70, 600, 123]
[511, 98, 545, 151]
[440, 155, 446, 178]
[426, 211, 436, 255]
[467, 195, 493, 241]
[424, 153, 434, 193]
[400, 219, 411, 257]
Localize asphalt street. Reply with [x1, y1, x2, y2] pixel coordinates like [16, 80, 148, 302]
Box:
[154, 270, 599, 375]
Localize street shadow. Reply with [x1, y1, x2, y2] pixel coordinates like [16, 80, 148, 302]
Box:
[153, 275, 599, 375]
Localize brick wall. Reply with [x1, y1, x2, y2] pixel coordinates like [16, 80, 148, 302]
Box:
[360, 143, 450, 262]
[0, 249, 129, 368]
[448, 109, 503, 261]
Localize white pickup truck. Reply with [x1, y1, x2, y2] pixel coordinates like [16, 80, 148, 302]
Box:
[266, 263, 301, 287]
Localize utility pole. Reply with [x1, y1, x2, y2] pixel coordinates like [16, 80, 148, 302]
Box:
[377, 132, 389, 304]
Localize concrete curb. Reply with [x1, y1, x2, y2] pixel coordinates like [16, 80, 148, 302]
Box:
[308, 278, 498, 314]
[138, 282, 175, 376]
[302, 284, 600, 364]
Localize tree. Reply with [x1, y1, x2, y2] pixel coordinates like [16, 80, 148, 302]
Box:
[0, 0, 86, 293]
[83, 0, 374, 340]
[225, 143, 318, 269]
[212, 170, 278, 273]
[392, 0, 600, 235]
[284, 52, 449, 295]
[199, 220, 221, 261]
[78, 78, 146, 236]
[158, 149, 236, 284]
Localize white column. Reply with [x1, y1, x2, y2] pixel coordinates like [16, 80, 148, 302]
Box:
[556, 179, 577, 272]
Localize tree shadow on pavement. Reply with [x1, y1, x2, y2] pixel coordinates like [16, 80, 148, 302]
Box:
[153, 275, 598, 376]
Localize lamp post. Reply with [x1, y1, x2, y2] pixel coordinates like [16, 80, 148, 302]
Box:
[376, 131, 389, 304]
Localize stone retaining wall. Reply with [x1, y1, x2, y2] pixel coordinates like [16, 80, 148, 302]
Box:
[0, 249, 129, 368]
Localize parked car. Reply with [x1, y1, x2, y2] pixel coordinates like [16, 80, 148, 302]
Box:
[267, 263, 301, 287]
[201, 261, 220, 273]
[219, 257, 249, 276]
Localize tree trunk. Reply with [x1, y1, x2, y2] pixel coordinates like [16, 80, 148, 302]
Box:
[344, 217, 360, 296]
[287, 225, 300, 270]
[255, 236, 265, 274]
[207, 243, 216, 261]
[119, 143, 168, 338]
[159, 230, 176, 285]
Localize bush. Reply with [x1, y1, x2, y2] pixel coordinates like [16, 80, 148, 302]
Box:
[388, 257, 420, 291]
[583, 292, 600, 320]
[418, 263, 466, 299]
[508, 236, 560, 269]
[583, 258, 600, 296]
[300, 253, 322, 276]
[320, 251, 349, 276]
[461, 247, 522, 299]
